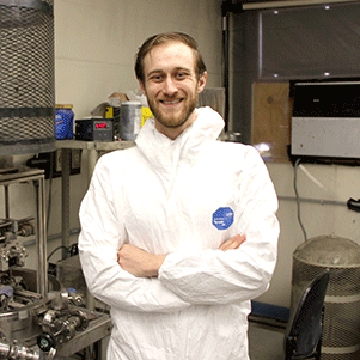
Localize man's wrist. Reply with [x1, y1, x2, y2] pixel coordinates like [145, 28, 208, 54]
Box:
[147, 254, 167, 277]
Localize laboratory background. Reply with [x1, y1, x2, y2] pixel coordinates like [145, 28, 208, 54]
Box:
[1, 0, 360, 359]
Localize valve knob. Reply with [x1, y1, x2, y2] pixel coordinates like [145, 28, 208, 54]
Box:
[37, 334, 56, 353]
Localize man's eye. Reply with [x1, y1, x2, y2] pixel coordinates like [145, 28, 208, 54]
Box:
[177, 72, 188, 79]
[150, 75, 163, 81]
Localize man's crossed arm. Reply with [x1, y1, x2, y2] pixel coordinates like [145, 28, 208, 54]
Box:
[117, 234, 246, 277]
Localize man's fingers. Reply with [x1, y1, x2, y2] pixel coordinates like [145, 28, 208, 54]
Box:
[219, 240, 235, 251]
[233, 234, 246, 246]
[219, 234, 246, 251]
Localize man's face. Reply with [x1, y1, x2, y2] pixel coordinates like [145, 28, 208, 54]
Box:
[140, 42, 206, 135]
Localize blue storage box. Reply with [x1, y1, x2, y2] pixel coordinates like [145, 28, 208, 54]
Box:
[55, 105, 74, 140]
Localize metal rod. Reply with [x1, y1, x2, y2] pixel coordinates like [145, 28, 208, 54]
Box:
[4, 185, 10, 219]
[222, 13, 230, 131]
[61, 148, 70, 260]
[278, 195, 347, 207]
[258, 12, 263, 79]
[35, 175, 48, 298]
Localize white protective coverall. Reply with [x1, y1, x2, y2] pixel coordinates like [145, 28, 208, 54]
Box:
[78, 107, 279, 360]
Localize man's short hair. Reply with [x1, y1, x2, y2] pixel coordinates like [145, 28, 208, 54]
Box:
[135, 32, 207, 84]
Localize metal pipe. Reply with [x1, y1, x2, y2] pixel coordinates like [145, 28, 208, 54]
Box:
[222, 13, 230, 131]
[4, 185, 10, 219]
[35, 175, 48, 298]
[0, 342, 11, 357]
[0, 340, 40, 360]
[61, 149, 70, 260]
[278, 195, 347, 207]
[242, 0, 359, 10]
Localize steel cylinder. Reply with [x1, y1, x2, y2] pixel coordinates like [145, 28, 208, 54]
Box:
[292, 235, 360, 360]
[0, 0, 55, 155]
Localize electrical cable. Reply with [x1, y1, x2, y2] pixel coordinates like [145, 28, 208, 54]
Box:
[47, 245, 68, 262]
[47, 243, 78, 262]
[294, 158, 307, 242]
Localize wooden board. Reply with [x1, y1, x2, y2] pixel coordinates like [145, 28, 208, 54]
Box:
[252, 82, 292, 162]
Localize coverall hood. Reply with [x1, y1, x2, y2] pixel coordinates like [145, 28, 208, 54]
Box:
[135, 107, 225, 172]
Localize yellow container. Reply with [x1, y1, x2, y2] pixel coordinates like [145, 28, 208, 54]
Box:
[105, 106, 114, 118]
[141, 107, 153, 127]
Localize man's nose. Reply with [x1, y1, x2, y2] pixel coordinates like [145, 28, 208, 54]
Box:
[163, 76, 177, 95]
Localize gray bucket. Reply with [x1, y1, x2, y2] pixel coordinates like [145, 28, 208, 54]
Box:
[119, 102, 141, 140]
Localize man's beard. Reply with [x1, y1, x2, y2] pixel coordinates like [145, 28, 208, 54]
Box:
[147, 92, 197, 129]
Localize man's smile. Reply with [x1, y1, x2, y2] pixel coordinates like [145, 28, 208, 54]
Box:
[159, 98, 184, 105]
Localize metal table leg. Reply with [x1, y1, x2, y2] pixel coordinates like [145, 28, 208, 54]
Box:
[61, 148, 71, 260]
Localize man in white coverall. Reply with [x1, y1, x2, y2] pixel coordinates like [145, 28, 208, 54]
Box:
[78, 32, 279, 360]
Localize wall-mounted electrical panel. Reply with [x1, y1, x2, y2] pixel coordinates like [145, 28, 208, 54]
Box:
[291, 83, 360, 160]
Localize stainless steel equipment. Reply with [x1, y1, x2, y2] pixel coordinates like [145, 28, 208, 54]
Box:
[37, 290, 89, 348]
[0, 168, 111, 359]
[0, 168, 47, 358]
[291, 235, 360, 360]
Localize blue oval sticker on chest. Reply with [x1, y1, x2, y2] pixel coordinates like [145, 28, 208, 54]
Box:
[212, 207, 234, 230]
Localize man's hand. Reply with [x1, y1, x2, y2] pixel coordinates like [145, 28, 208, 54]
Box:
[117, 244, 166, 277]
[219, 234, 246, 251]
[118, 234, 245, 277]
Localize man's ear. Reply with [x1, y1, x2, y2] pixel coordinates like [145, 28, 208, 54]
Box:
[139, 79, 146, 92]
[197, 72, 207, 93]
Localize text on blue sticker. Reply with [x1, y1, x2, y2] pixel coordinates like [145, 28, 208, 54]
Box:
[212, 207, 234, 230]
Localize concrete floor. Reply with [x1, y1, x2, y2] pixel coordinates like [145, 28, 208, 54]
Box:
[248, 321, 285, 360]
